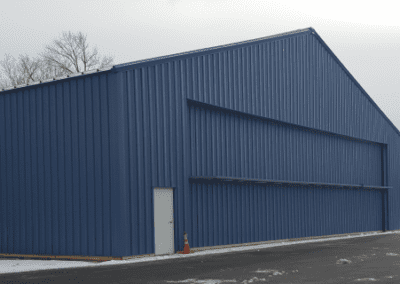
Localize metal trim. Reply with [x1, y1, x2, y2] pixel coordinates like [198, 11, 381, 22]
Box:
[189, 176, 392, 190]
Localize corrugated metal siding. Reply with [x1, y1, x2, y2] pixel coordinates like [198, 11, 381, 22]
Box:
[388, 131, 400, 230]
[188, 183, 382, 248]
[1, 28, 399, 257]
[186, 105, 384, 246]
[0, 73, 114, 256]
[188, 105, 382, 185]
[121, 31, 392, 254]
[174, 34, 389, 144]
[122, 64, 188, 255]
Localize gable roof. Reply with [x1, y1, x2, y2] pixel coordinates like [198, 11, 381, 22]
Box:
[1, 27, 398, 137]
[113, 27, 400, 138]
[308, 28, 400, 138]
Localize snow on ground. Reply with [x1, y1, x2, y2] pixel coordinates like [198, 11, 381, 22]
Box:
[1, 230, 400, 275]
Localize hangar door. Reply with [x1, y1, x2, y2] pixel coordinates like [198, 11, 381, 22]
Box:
[187, 103, 384, 248]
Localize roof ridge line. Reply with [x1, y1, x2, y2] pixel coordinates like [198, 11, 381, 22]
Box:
[114, 27, 311, 69]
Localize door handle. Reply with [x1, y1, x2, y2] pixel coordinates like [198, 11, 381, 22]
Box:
[169, 220, 174, 223]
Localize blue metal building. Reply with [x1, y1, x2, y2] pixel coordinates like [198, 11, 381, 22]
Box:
[1, 27, 399, 259]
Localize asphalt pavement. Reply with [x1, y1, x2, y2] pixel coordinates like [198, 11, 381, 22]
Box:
[2, 233, 400, 283]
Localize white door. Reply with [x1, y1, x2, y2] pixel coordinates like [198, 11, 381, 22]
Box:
[154, 188, 174, 255]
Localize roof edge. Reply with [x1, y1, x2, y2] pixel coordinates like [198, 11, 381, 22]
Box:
[113, 27, 312, 71]
[0, 66, 114, 94]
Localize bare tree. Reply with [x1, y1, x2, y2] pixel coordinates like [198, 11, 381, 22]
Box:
[0, 73, 6, 90]
[19, 54, 43, 83]
[0, 31, 114, 89]
[41, 31, 114, 75]
[0, 54, 27, 88]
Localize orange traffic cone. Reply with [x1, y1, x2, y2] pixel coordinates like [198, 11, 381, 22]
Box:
[183, 231, 191, 254]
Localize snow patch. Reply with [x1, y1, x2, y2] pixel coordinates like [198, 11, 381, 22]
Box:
[355, 278, 377, 281]
[336, 259, 352, 264]
[166, 279, 237, 283]
[242, 277, 266, 283]
[254, 269, 284, 275]
[386, 253, 398, 256]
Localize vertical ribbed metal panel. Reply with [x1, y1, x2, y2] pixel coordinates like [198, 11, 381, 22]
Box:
[2, 29, 400, 257]
[119, 30, 394, 253]
[188, 106, 382, 185]
[121, 36, 389, 249]
[186, 183, 382, 248]
[0, 73, 114, 256]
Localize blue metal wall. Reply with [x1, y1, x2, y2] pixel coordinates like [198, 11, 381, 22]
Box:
[188, 105, 382, 185]
[186, 104, 384, 247]
[116, 28, 395, 255]
[1, 27, 399, 257]
[188, 183, 382, 248]
[0, 72, 122, 256]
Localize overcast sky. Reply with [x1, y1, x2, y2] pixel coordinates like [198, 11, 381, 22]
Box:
[1, 0, 399, 131]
